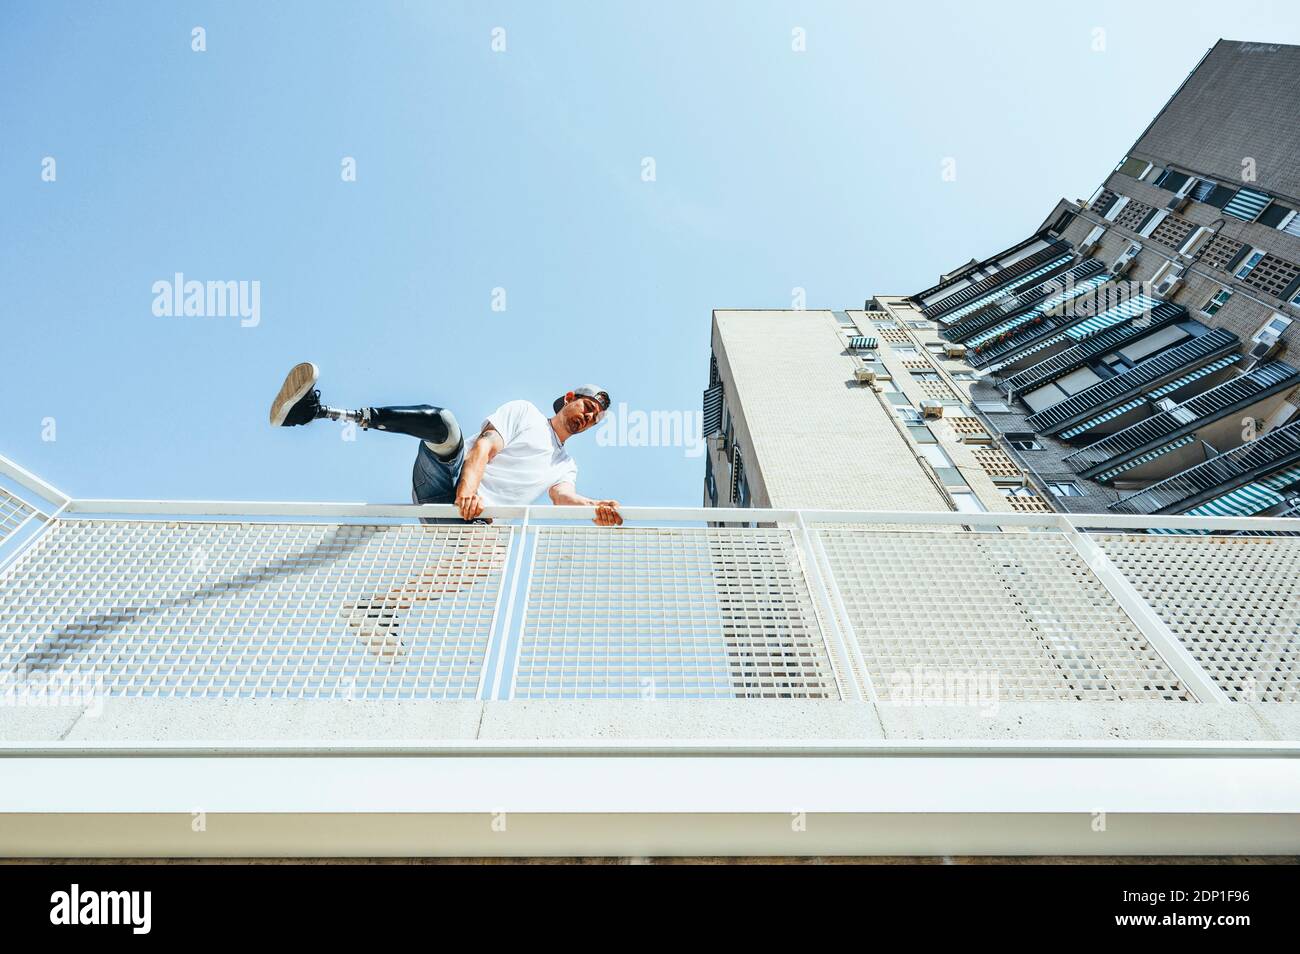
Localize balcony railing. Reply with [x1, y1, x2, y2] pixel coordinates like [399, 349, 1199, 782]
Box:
[2, 452, 1299, 856]
[1063, 361, 1300, 478]
[1110, 420, 1300, 515]
[1024, 328, 1239, 434]
[5, 453, 1300, 708]
[997, 309, 1184, 392]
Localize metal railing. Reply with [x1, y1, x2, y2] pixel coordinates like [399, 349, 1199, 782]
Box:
[4, 453, 1300, 708]
[1110, 420, 1300, 514]
[1025, 328, 1239, 433]
[1063, 361, 1300, 476]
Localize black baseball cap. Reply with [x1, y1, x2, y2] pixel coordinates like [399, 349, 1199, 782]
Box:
[553, 385, 611, 416]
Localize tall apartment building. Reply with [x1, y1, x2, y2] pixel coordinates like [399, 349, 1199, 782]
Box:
[704, 39, 1300, 520]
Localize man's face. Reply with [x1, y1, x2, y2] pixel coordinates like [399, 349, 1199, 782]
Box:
[559, 396, 603, 436]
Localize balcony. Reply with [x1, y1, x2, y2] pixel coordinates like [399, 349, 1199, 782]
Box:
[994, 306, 1185, 386]
[1111, 420, 1300, 516]
[924, 243, 1073, 321]
[1023, 328, 1239, 434]
[943, 260, 1106, 344]
[1, 453, 1298, 857]
[1063, 362, 1300, 481]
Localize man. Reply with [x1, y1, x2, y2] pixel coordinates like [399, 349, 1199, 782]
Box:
[267, 361, 621, 655]
[267, 361, 622, 526]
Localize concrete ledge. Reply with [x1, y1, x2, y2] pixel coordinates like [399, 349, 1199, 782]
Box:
[58, 701, 485, 744]
[1252, 705, 1300, 741]
[476, 700, 885, 740]
[0, 699, 1296, 745]
[876, 702, 1275, 742]
[0, 706, 88, 742]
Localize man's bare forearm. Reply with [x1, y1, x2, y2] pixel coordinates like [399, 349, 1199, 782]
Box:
[456, 438, 492, 498]
[550, 486, 596, 506]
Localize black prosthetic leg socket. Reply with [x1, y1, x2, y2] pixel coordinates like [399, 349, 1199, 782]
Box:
[365, 405, 451, 444]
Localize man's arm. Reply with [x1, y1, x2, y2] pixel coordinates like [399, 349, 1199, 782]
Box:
[455, 425, 506, 520]
[549, 481, 623, 526]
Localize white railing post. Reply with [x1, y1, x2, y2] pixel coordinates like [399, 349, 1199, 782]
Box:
[793, 512, 873, 703]
[1056, 513, 1228, 703]
[0, 453, 72, 509]
[488, 507, 531, 701]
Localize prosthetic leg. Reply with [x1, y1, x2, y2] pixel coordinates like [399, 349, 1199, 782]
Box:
[269, 362, 488, 658]
[269, 361, 462, 457]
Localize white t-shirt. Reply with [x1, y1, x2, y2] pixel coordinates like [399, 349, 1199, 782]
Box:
[475, 400, 578, 506]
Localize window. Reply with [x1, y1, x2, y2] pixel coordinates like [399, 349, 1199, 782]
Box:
[1000, 486, 1037, 499]
[910, 371, 943, 382]
[1006, 433, 1043, 451]
[893, 346, 919, 357]
[950, 492, 987, 514]
[1116, 156, 1152, 179]
[1153, 169, 1189, 193]
[951, 371, 977, 381]
[908, 320, 932, 329]
[705, 455, 717, 507]
[1235, 249, 1266, 279]
[975, 400, 1011, 413]
[895, 406, 923, 423]
[1258, 203, 1293, 229]
[1254, 313, 1294, 344]
[1048, 482, 1084, 498]
[1204, 184, 1237, 209]
[1200, 287, 1233, 316]
[918, 444, 952, 468]
[835, 312, 857, 326]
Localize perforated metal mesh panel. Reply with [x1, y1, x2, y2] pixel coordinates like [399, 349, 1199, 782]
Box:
[513, 526, 836, 699]
[817, 529, 1191, 701]
[0, 487, 37, 547]
[1098, 534, 1300, 702]
[0, 519, 510, 699]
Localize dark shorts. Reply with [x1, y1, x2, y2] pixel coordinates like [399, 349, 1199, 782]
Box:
[410, 440, 472, 525]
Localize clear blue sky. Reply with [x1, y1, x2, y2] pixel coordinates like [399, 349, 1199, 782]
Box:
[4, 1, 1299, 507]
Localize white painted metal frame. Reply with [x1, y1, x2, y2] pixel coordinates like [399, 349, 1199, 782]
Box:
[1056, 516, 1228, 702]
[6, 450, 1300, 707]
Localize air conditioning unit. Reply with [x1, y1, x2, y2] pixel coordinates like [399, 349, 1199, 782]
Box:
[920, 400, 944, 419]
[1077, 225, 1106, 256]
[1179, 226, 1211, 259]
[943, 342, 968, 359]
[1150, 261, 1185, 298]
[1110, 242, 1141, 276]
[853, 366, 877, 385]
[711, 434, 727, 451]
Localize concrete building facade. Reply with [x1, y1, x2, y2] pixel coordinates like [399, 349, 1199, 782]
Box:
[704, 39, 1300, 521]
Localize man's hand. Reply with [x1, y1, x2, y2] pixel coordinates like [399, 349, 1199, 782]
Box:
[592, 500, 622, 527]
[455, 488, 484, 522]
